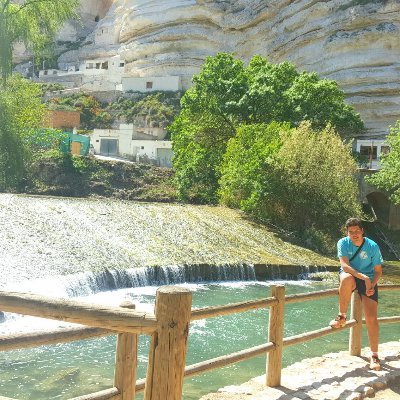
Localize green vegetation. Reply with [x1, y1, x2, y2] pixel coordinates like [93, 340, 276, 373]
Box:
[366, 121, 400, 205]
[171, 53, 364, 247]
[171, 53, 363, 204]
[110, 92, 181, 128]
[220, 122, 362, 252]
[38, 82, 66, 95]
[26, 151, 177, 201]
[47, 94, 114, 129]
[0, 0, 78, 191]
[0, 0, 78, 82]
[0, 75, 45, 190]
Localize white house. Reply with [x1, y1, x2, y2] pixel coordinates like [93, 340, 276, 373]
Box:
[121, 76, 182, 92]
[355, 139, 390, 170]
[91, 124, 173, 167]
[38, 55, 126, 90]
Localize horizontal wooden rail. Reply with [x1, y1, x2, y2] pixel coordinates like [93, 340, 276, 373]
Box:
[0, 291, 157, 334]
[0, 395, 17, 400]
[285, 288, 338, 303]
[191, 297, 277, 320]
[70, 387, 120, 400]
[371, 316, 400, 324]
[379, 284, 400, 291]
[283, 320, 357, 347]
[184, 342, 275, 377]
[0, 326, 110, 351]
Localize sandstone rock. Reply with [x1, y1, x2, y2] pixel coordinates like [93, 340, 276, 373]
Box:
[14, 0, 400, 136]
[61, 0, 399, 136]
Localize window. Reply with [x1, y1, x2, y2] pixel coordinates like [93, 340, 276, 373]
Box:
[101, 61, 108, 70]
[146, 81, 153, 89]
[141, 146, 145, 150]
[120, 62, 125, 67]
[360, 145, 377, 160]
[95, 15, 100, 22]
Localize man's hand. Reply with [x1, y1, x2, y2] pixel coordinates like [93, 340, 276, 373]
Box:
[366, 286, 375, 297]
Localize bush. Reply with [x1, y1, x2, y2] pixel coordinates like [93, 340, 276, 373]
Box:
[270, 122, 363, 233]
[366, 120, 400, 205]
[219, 121, 362, 235]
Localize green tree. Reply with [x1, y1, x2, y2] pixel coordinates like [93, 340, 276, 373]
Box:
[220, 122, 362, 241]
[0, 75, 45, 190]
[171, 53, 247, 202]
[171, 53, 364, 201]
[270, 122, 362, 233]
[0, 0, 78, 82]
[172, 110, 232, 203]
[219, 122, 288, 209]
[366, 121, 400, 205]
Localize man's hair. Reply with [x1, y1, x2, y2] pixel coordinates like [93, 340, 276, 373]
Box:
[345, 217, 363, 230]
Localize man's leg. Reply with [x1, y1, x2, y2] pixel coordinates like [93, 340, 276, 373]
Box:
[361, 295, 379, 353]
[361, 294, 380, 370]
[330, 272, 355, 328]
[339, 273, 356, 314]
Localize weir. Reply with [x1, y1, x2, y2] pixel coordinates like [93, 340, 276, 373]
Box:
[3, 264, 337, 299]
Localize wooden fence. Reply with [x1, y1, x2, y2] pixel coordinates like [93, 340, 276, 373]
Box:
[0, 284, 399, 400]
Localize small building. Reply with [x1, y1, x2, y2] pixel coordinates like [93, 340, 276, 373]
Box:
[355, 139, 390, 170]
[91, 125, 173, 167]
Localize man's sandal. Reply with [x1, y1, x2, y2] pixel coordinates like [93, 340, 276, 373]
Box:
[329, 314, 346, 328]
[369, 355, 381, 371]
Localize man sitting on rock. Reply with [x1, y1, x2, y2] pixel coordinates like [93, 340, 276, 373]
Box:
[329, 217, 383, 371]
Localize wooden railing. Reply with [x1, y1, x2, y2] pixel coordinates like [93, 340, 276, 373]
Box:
[0, 284, 399, 400]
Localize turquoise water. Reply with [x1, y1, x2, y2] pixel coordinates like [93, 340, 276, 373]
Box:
[0, 280, 399, 399]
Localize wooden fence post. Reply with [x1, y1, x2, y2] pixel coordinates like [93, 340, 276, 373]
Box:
[144, 286, 192, 400]
[114, 301, 138, 400]
[349, 291, 362, 356]
[266, 284, 285, 387]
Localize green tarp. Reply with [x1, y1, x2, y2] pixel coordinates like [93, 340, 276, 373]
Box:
[60, 132, 90, 156]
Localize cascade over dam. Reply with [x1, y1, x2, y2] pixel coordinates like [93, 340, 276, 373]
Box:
[0, 194, 336, 290]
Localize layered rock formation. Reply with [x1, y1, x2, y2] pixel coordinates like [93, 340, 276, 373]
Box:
[58, 0, 400, 136]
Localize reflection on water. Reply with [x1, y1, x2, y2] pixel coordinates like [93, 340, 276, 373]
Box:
[0, 280, 399, 399]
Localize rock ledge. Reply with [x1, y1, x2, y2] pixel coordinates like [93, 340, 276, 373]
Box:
[200, 341, 400, 400]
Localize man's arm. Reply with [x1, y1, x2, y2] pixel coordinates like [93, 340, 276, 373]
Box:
[339, 256, 372, 288]
[369, 264, 382, 291]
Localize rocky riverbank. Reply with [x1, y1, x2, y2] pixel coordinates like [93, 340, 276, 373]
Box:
[200, 341, 400, 400]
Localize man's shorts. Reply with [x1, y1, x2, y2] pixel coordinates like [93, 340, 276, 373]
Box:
[339, 269, 378, 302]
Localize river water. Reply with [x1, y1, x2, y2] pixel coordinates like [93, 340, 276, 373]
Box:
[0, 274, 398, 400]
[0, 195, 397, 399]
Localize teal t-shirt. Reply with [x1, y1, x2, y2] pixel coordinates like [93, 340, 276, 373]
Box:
[337, 237, 383, 280]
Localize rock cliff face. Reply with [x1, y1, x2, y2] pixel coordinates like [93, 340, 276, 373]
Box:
[64, 0, 400, 136]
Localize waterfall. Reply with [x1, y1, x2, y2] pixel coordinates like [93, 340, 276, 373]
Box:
[4, 264, 257, 299]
